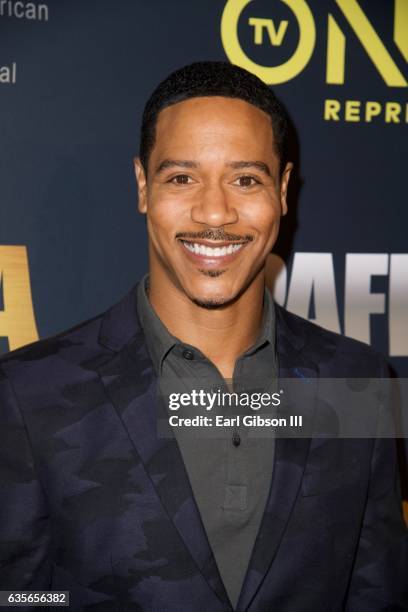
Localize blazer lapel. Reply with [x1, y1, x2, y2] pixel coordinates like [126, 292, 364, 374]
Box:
[95, 284, 232, 609]
[236, 304, 318, 612]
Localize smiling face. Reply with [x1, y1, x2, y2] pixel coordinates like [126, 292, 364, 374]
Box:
[135, 96, 292, 308]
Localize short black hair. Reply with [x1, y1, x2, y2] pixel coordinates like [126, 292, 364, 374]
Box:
[139, 61, 289, 174]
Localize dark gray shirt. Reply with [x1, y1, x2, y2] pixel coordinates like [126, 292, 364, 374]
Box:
[137, 276, 277, 609]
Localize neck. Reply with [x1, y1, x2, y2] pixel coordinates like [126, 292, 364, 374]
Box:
[148, 269, 265, 379]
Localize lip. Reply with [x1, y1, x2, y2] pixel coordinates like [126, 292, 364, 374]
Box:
[178, 238, 249, 268]
[180, 239, 248, 248]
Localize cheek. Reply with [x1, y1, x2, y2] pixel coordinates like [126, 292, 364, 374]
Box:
[239, 194, 281, 236]
[147, 196, 188, 240]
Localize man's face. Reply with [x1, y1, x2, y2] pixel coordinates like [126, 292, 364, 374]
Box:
[135, 96, 292, 307]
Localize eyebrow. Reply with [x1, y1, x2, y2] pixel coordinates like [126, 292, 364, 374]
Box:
[155, 159, 272, 177]
[227, 160, 272, 177]
[155, 159, 199, 174]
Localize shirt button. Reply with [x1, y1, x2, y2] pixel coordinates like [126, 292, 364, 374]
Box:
[232, 432, 241, 447]
[182, 349, 194, 360]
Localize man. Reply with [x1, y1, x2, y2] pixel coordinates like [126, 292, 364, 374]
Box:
[0, 61, 406, 611]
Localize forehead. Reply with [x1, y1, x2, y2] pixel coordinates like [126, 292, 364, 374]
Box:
[152, 96, 275, 160]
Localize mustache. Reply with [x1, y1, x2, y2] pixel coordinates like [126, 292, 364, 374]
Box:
[175, 229, 254, 242]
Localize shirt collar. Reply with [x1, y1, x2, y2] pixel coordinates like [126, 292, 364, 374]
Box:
[136, 275, 176, 375]
[136, 274, 276, 374]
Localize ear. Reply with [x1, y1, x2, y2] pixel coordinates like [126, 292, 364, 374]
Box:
[279, 161, 293, 217]
[134, 157, 148, 214]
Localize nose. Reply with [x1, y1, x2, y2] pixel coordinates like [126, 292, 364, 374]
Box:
[190, 182, 238, 227]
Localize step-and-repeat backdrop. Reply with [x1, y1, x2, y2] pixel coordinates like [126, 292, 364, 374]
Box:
[1, 0, 407, 508]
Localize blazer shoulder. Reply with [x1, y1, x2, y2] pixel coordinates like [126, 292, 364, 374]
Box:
[0, 283, 143, 385]
[0, 311, 105, 374]
[275, 303, 386, 376]
[0, 281, 144, 366]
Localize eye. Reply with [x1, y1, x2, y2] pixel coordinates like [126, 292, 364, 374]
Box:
[233, 175, 261, 188]
[168, 174, 193, 185]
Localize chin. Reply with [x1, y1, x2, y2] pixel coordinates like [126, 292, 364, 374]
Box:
[176, 268, 247, 308]
[191, 295, 231, 309]
[186, 282, 239, 310]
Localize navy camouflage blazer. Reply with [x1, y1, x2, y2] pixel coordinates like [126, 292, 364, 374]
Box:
[0, 282, 407, 611]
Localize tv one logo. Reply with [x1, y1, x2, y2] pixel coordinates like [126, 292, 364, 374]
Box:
[221, 0, 408, 99]
[0, 247, 407, 357]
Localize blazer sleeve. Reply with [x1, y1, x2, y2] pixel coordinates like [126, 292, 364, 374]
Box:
[0, 367, 53, 589]
[345, 357, 408, 611]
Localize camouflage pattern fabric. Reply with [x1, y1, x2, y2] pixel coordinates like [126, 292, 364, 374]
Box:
[0, 283, 407, 611]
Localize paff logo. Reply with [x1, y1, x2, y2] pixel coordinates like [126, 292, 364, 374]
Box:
[0, 246, 38, 351]
[221, 0, 407, 86]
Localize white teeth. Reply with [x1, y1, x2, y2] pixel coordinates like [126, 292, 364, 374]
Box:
[182, 241, 244, 257]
